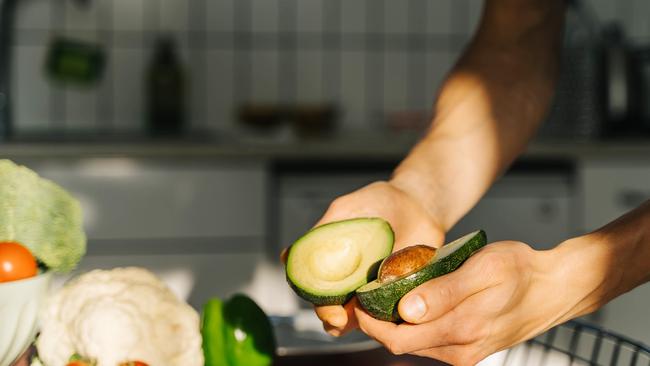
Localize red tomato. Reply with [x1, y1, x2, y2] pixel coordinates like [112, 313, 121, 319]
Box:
[119, 362, 149, 366]
[66, 362, 91, 366]
[0, 241, 37, 283]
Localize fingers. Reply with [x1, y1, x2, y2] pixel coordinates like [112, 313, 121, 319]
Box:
[280, 247, 289, 264]
[397, 262, 493, 324]
[315, 298, 360, 336]
[355, 305, 485, 355]
[355, 307, 455, 353]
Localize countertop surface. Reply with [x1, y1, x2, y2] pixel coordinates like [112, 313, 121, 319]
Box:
[0, 133, 649, 161]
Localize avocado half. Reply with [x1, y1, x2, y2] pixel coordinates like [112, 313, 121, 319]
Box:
[356, 230, 487, 322]
[286, 218, 395, 306]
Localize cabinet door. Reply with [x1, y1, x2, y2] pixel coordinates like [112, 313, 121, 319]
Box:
[578, 159, 650, 345]
[448, 174, 573, 250]
[16, 158, 267, 241]
[580, 159, 650, 231]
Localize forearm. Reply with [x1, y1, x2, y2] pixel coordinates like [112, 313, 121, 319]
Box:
[391, 0, 565, 230]
[552, 200, 650, 323]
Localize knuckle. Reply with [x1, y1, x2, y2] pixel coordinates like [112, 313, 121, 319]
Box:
[385, 339, 407, 355]
[472, 251, 511, 279]
[327, 197, 346, 212]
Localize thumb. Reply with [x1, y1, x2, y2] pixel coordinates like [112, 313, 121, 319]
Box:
[397, 265, 488, 324]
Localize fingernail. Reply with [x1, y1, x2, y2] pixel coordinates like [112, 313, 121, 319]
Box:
[327, 328, 341, 337]
[402, 294, 426, 321]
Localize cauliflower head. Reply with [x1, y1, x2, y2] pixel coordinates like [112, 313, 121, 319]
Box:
[36, 267, 204, 366]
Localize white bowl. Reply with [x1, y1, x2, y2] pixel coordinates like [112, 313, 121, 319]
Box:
[0, 272, 52, 366]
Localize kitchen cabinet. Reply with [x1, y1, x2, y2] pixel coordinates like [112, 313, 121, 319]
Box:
[578, 158, 650, 345]
[17, 157, 268, 242]
[276, 167, 574, 255]
[448, 173, 574, 249]
[12, 156, 269, 307]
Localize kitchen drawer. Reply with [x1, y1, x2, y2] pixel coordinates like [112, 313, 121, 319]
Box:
[15, 158, 267, 241]
[579, 159, 650, 231]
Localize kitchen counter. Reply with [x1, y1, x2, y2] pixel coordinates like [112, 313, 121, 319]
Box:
[0, 134, 649, 161]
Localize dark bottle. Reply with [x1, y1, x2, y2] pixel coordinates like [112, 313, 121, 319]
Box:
[146, 37, 185, 137]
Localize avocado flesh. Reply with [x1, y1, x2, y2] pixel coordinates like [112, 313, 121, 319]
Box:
[286, 218, 394, 305]
[356, 230, 487, 322]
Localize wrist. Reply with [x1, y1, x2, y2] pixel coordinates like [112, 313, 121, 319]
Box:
[547, 232, 622, 322]
[389, 168, 449, 232]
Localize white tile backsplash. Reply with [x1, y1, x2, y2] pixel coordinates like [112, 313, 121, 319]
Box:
[384, 1, 409, 34]
[627, 0, 650, 40]
[467, 0, 483, 35]
[383, 52, 408, 113]
[112, 0, 145, 31]
[296, 0, 323, 32]
[340, 50, 366, 127]
[65, 87, 98, 131]
[250, 50, 280, 103]
[206, 50, 235, 128]
[13, 0, 649, 134]
[340, 0, 366, 33]
[425, 50, 454, 100]
[251, 0, 279, 33]
[159, 0, 190, 34]
[296, 50, 324, 103]
[64, 0, 103, 31]
[16, 0, 51, 30]
[111, 49, 146, 131]
[206, 0, 234, 32]
[426, 0, 453, 35]
[12, 46, 52, 133]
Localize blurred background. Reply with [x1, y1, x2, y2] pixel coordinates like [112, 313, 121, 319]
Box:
[1, 0, 649, 361]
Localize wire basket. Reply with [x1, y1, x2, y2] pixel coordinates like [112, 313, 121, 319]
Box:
[484, 320, 650, 366]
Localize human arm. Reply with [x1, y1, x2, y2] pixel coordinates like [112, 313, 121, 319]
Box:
[311, 0, 566, 335]
[355, 200, 650, 365]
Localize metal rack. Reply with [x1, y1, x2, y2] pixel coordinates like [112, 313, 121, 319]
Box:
[497, 320, 650, 366]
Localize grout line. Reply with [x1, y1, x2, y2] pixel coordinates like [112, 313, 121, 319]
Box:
[96, 0, 112, 131]
[49, 0, 66, 132]
[13, 29, 467, 51]
[321, 0, 340, 102]
[278, 0, 298, 104]
[364, 0, 385, 129]
[233, 0, 252, 104]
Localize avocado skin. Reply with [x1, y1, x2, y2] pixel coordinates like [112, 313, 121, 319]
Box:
[285, 217, 394, 306]
[287, 276, 353, 306]
[356, 230, 487, 322]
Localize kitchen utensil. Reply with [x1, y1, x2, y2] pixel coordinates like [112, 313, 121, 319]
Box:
[290, 104, 338, 138]
[0, 272, 51, 366]
[540, 1, 648, 140]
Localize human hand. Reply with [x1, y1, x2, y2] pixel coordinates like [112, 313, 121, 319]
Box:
[281, 181, 446, 336]
[353, 240, 580, 365]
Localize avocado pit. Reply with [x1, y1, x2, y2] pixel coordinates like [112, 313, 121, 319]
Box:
[378, 245, 436, 283]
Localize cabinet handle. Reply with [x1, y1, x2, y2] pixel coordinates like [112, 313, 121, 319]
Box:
[617, 190, 649, 209]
